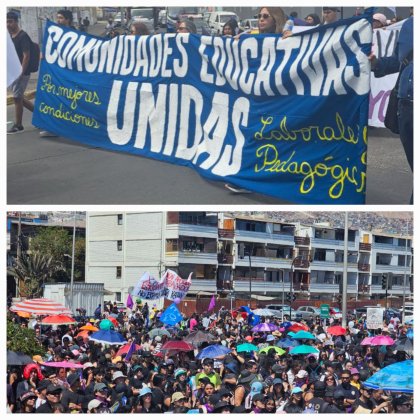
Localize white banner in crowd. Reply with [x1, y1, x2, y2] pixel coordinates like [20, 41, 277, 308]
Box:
[131, 272, 166, 300]
[366, 307, 384, 329]
[162, 270, 192, 301]
[369, 21, 406, 127]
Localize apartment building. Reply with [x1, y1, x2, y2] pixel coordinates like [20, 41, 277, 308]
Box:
[85, 212, 413, 303]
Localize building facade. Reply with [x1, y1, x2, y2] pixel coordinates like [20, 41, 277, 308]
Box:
[85, 212, 413, 305]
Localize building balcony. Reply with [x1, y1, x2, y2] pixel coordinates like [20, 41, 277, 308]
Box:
[294, 236, 310, 246]
[309, 283, 358, 294]
[293, 258, 310, 269]
[375, 265, 410, 273]
[218, 229, 234, 239]
[235, 229, 295, 245]
[311, 238, 357, 250]
[358, 284, 370, 294]
[311, 260, 358, 271]
[218, 254, 234, 264]
[358, 262, 370, 272]
[189, 279, 217, 293]
[235, 256, 297, 269]
[165, 251, 218, 265]
[166, 223, 218, 239]
[370, 284, 411, 296]
[372, 242, 408, 251]
[359, 243, 372, 252]
[231, 279, 292, 294]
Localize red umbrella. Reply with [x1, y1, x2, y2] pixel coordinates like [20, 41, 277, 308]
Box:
[10, 298, 72, 315]
[289, 322, 310, 332]
[161, 341, 194, 352]
[108, 317, 119, 327]
[40, 315, 76, 325]
[116, 343, 142, 357]
[328, 326, 346, 336]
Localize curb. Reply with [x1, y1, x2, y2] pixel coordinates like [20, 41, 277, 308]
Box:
[7, 89, 36, 105]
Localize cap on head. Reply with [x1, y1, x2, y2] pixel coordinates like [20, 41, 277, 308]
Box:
[7, 11, 19, 21]
[88, 399, 103, 411]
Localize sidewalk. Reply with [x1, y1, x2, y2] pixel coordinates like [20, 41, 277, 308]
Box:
[7, 21, 107, 105]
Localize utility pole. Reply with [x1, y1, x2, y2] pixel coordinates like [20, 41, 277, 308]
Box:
[402, 220, 410, 324]
[70, 212, 76, 313]
[341, 212, 349, 328]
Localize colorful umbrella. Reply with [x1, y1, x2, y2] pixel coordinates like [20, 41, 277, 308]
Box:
[393, 338, 413, 354]
[277, 338, 299, 348]
[116, 343, 142, 357]
[42, 361, 84, 369]
[361, 337, 375, 346]
[184, 330, 215, 346]
[7, 351, 33, 366]
[76, 330, 90, 339]
[289, 345, 319, 355]
[99, 319, 114, 331]
[16, 311, 31, 318]
[79, 325, 99, 332]
[89, 329, 127, 345]
[40, 315, 76, 325]
[10, 298, 72, 315]
[107, 317, 119, 327]
[370, 335, 395, 346]
[288, 322, 309, 332]
[149, 328, 171, 338]
[364, 360, 413, 393]
[251, 323, 278, 332]
[259, 346, 286, 355]
[237, 343, 259, 353]
[161, 341, 194, 352]
[197, 344, 231, 359]
[327, 326, 346, 336]
[293, 330, 316, 340]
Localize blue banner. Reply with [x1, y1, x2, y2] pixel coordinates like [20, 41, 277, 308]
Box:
[159, 303, 183, 326]
[33, 13, 372, 204]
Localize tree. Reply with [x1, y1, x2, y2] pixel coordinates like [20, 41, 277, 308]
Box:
[30, 227, 72, 279]
[74, 237, 85, 282]
[7, 252, 54, 298]
[7, 320, 45, 356]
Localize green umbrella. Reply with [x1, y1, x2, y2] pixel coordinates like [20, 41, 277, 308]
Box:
[237, 343, 258, 353]
[149, 328, 171, 338]
[259, 346, 286, 356]
[287, 331, 296, 337]
[293, 331, 316, 340]
[289, 345, 319, 355]
[99, 319, 113, 331]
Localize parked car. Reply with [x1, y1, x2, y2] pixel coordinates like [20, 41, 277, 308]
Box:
[296, 306, 320, 320]
[127, 8, 155, 33]
[208, 11, 239, 35]
[265, 304, 302, 320]
[239, 18, 258, 32]
[113, 12, 126, 27]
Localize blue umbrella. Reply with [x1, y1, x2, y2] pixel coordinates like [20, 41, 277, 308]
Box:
[364, 360, 413, 393]
[280, 321, 292, 329]
[289, 345, 319, 355]
[277, 338, 299, 348]
[407, 328, 413, 339]
[293, 330, 316, 340]
[197, 344, 231, 359]
[89, 329, 127, 345]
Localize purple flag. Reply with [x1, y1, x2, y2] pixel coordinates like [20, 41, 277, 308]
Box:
[208, 295, 216, 312]
[126, 294, 133, 309]
[124, 341, 135, 362]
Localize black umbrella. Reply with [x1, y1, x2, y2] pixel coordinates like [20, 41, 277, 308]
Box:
[393, 338, 413, 354]
[184, 330, 215, 346]
[7, 350, 33, 365]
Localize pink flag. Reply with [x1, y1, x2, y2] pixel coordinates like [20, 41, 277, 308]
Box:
[126, 294, 133, 309]
[208, 295, 216, 312]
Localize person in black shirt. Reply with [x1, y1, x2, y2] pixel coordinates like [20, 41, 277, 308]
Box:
[35, 385, 62, 413]
[7, 11, 34, 134]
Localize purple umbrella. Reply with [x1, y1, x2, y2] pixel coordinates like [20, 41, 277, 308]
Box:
[252, 323, 278, 332]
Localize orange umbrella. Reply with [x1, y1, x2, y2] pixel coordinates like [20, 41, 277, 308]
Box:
[80, 325, 99, 332]
[16, 311, 31, 318]
[76, 330, 90, 339]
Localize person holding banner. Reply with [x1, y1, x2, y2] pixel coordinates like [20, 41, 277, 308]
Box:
[369, 16, 413, 202]
[177, 19, 197, 34]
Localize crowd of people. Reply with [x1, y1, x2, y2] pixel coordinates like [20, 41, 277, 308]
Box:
[7, 299, 413, 414]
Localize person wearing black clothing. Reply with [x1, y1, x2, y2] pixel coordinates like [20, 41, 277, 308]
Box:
[60, 373, 84, 412]
[36, 385, 62, 413]
[7, 11, 34, 134]
[334, 370, 359, 411]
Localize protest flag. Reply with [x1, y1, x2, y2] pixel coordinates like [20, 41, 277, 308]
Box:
[160, 303, 183, 326]
[208, 295, 216, 312]
[126, 294, 134, 309]
[124, 341, 135, 362]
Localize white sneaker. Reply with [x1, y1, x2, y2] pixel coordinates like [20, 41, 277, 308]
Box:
[225, 183, 252, 193]
[39, 130, 58, 137]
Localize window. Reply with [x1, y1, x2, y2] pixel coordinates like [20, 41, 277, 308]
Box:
[117, 240, 122, 251]
[116, 266, 122, 278]
[115, 292, 121, 302]
[117, 214, 123, 225]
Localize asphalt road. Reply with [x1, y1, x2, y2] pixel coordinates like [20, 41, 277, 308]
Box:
[7, 106, 412, 204]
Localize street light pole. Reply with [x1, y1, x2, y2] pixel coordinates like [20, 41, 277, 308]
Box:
[280, 269, 285, 322]
[341, 212, 349, 328]
[290, 257, 297, 319]
[248, 253, 252, 307]
[70, 212, 76, 313]
[402, 220, 409, 324]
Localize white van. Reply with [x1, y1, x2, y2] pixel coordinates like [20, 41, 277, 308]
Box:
[208, 11, 239, 35]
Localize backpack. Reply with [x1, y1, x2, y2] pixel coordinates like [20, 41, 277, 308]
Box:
[28, 39, 40, 73]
